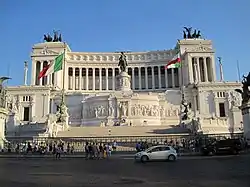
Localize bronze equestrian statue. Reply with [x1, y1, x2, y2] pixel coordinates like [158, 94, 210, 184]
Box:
[44, 31, 62, 42]
[183, 27, 202, 39]
[118, 52, 128, 72]
[235, 72, 250, 104]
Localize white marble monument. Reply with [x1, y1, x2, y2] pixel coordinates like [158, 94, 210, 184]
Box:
[3, 37, 245, 137]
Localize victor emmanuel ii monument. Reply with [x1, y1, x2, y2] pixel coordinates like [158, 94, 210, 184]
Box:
[4, 29, 244, 138]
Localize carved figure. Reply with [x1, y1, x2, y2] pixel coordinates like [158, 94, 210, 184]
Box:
[119, 102, 128, 116]
[229, 91, 242, 108]
[56, 102, 68, 122]
[94, 108, 98, 118]
[181, 100, 190, 120]
[108, 103, 114, 116]
[235, 72, 250, 104]
[118, 52, 128, 72]
[183, 27, 202, 39]
[160, 106, 165, 117]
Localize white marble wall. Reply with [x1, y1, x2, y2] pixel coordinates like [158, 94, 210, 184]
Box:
[0, 108, 8, 149]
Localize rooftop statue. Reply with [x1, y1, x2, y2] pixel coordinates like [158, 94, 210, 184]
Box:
[118, 52, 128, 72]
[0, 77, 11, 93]
[183, 27, 201, 39]
[0, 76, 11, 108]
[235, 72, 250, 105]
[44, 30, 62, 42]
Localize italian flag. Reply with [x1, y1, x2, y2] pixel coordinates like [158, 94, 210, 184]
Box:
[165, 45, 181, 69]
[38, 53, 64, 79]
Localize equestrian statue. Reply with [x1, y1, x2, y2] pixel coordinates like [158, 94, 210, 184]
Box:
[118, 52, 128, 72]
[183, 27, 202, 39]
[44, 30, 62, 42]
[235, 72, 250, 104]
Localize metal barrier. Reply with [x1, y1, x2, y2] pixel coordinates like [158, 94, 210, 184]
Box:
[3, 133, 244, 153]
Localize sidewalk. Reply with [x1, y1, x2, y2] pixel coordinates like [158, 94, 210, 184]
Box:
[0, 152, 201, 158]
[0, 150, 248, 159]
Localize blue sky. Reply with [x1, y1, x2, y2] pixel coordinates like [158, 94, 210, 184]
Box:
[0, 0, 249, 86]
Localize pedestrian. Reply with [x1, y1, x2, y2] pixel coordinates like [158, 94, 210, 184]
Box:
[99, 143, 104, 159]
[55, 144, 62, 159]
[85, 142, 89, 160]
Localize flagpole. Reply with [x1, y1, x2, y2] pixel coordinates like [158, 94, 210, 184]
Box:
[61, 43, 66, 104]
[218, 57, 224, 82]
[237, 60, 241, 82]
[177, 40, 185, 124]
[6, 63, 10, 85]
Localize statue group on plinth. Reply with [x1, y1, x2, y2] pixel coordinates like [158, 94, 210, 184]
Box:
[235, 72, 250, 105]
[182, 27, 202, 39]
[235, 72, 250, 143]
[116, 52, 131, 92]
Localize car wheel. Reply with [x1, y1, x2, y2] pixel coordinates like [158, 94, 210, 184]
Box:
[232, 149, 238, 155]
[141, 155, 149, 163]
[168, 154, 176, 161]
[210, 149, 216, 155]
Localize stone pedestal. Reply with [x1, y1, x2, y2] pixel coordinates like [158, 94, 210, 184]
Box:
[6, 112, 20, 132]
[240, 102, 250, 141]
[57, 103, 69, 131]
[0, 108, 8, 150]
[116, 72, 131, 92]
[229, 107, 243, 133]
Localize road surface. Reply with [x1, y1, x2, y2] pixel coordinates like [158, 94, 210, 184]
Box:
[0, 154, 249, 187]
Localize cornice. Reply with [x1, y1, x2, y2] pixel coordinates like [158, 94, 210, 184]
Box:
[179, 39, 212, 45]
[187, 81, 241, 90]
[6, 85, 51, 92]
[66, 61, 169, 67]
[66, 50, 175, 63]
[32, 42, 71, 51]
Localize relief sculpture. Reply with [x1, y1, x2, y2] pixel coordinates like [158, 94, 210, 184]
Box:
[131, 104, 160, 117]
[85, 104, 108, 118]
[228, 91, 242, 108]
[108, 102, 114, 116]
[6, 95, 19, 114]
[131, 104, 179, 117]
[119, 101, 128, 116]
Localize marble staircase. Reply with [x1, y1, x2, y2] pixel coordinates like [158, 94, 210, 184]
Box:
[57, 125, 190, 137]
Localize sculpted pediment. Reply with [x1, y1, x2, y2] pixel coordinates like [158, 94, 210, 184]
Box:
[40, 46, 59, 55]
[187, 44, 213, 53]
[32, 46, 60, 56]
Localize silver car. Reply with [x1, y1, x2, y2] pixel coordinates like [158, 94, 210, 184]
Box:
[134, 145, 177, 162]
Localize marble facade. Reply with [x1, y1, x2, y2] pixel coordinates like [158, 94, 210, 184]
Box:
[4, 39, 244, 137]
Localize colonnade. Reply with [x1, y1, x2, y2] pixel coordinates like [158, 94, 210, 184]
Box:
[33, 57, 214, 90]
[34, 61, 55, 86]
[192, 57, 213, 82]
[67, 66, 180, 91]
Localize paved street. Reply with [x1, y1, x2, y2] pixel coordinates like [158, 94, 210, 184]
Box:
[0, 154, 249, 187]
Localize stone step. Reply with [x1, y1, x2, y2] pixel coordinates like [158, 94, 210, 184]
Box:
[57, 125, 190, 137]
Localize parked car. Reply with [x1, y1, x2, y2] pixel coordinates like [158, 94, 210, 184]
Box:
[201, 139, 243, 156]
[134, 145, 177, 162]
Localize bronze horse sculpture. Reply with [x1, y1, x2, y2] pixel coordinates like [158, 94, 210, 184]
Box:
[44, 31, 62, 42]
[183, 27, 201, 39]
[235, 72, 250, 104]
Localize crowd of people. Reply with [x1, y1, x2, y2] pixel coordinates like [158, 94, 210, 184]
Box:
[4, 140, 118, 160]
[3, 135, 248, 159]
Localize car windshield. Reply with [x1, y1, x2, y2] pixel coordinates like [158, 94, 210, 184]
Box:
[145, 146, 168, 153]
